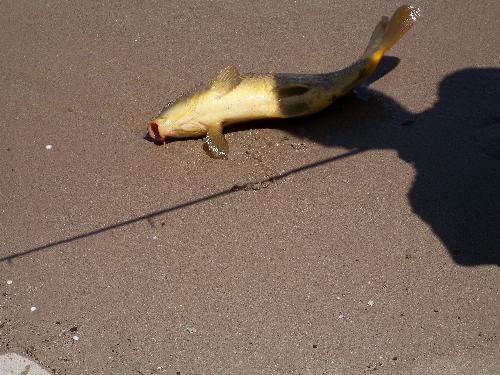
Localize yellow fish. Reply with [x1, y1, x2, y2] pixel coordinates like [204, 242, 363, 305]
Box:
[148, 5, 420, 159]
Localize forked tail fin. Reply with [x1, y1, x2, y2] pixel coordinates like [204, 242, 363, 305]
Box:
[329, 5, 420, 96]
[363, 5, 420, 65]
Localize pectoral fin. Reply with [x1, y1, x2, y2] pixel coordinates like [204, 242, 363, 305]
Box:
[211, 65, 241, 96]
[203, 125, 229, 159]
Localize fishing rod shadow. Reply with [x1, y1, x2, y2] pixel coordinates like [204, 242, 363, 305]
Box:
[3, 60, 403, 263]
[0, 148, 362, 264]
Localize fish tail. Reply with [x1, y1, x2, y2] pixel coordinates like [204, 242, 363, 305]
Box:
[363, 5, 420, 65]
[328, 5, 419, 97]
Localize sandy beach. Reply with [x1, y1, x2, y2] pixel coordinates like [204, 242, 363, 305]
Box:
[1, 1, 499, 373]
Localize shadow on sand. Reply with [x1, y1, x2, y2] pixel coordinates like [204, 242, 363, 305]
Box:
[280, 65, 500, 266]
[2, 61, 499, 266]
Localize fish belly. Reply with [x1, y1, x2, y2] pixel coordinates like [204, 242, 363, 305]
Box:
[220, 77, 281, 124]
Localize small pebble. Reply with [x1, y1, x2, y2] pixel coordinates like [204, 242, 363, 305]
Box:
[30, 306, 37, 312]
[45, 144, 53, 150]
[367, 300, 374, 306]
[6, 280, 12, 285]
[72, 335, 79, 341]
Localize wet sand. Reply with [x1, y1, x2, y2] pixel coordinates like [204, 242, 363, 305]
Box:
[1, 1, 499, 374]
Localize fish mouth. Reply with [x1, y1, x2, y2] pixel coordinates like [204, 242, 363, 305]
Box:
[147, 121, 165, 143]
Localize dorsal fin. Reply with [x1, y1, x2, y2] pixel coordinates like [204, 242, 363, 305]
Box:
[211, 65, 241, 96]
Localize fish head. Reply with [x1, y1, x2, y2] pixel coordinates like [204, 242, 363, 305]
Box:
[147, 116, 171, 143]
[147, 92, 206, 142]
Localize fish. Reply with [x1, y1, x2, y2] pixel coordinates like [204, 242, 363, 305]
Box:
[147, 5, 420, 159]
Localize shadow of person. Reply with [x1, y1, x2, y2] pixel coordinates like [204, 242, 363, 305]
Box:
[405, 68, 500, 266]
[280, 66, 499, 266]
